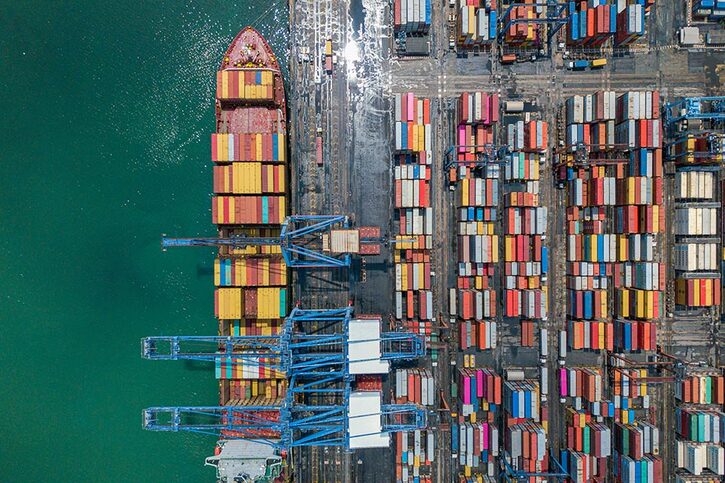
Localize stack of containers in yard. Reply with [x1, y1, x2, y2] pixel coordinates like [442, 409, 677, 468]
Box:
[613, 3, 645, 46]
[392, 93, 437, 483]
[394, 430, 435, 483]
[457, 0, 497, 47]
[675, 369, 725, 476]
[507, 120, 549, 152]
[395, 368, 436, 406]
[455, 420, 500, 475]
[675, 408, 725, 443]
[612, 452, 664, 482]
[458, 368, 502, 416]
[611, 420, 665, 481]
[450, 94, 504, 480]
[560, 364, 612, 480]
[613, 318, 657, 351]
[667, 100, 723, 315]
[456, 92, 499, 162]
[564, 90, 665, 354]
[505, 421, 548, 475]
[565, 92, 617, 151]
[502, 136, 549, 346]
[567, 318, 613, 351]
[395, 93, 432, 157]
[503, 5, 541, 46]
[676, 440, 725, 477]
[393, 0, 432, 34]
[454, 359, 502, 477]
[676, 373, 725, 405]
[567, 1, 616, 46]
[450, 93, 501, 355]
[562, 414, 611, 477]
[504, 381, 541, 422]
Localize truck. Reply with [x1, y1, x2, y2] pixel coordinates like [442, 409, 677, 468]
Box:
[315, 132, 323, 166]
[568, 59, 590, 70]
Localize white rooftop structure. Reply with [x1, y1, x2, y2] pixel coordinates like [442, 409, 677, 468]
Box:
[348, 318, 389, 374]
[348, 391, 390, 449]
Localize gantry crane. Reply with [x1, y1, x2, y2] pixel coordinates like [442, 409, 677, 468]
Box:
[497, 1, 570, 44]
[500, 450, 568, 482]
[162, 215, 384, 268]
[445, 143, 512, 169]
[142, 307, 427, 449]
[664, 96, 725, 126]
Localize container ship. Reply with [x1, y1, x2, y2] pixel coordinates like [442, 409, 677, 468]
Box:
[206, 26, 288, 482]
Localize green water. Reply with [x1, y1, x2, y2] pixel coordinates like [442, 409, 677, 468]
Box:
[0, 2, 287, 481]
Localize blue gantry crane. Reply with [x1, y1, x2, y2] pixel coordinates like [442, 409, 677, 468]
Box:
[142, 307, 427, 449]
[664, 96, 725, 126]
[500, 450, 569, 482]
[162, 214, 379, 268]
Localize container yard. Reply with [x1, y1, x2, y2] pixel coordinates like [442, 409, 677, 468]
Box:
[134, 0, 725, 482]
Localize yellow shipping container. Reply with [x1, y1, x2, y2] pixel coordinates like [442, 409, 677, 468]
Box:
[470, 412, 476, 423]
[460, 179, 469, 206]
[617, 235, 627, 262]
[217, 288, 243, 319]
[619, 289, 630, 318]
[598, 321, 605, 349]
[221, 71, 229, 99]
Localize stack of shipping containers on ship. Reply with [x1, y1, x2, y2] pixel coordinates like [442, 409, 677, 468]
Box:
[212, 66, 288, 412]
[456, 0, 497, 48]
[674, 370, 725, 479]
[393, 92, 435, 483]
[447, 92, 504, 482]
[665, 100, 723, 312]
[503, 379, 550, 481]
[559, 367, 613, 481]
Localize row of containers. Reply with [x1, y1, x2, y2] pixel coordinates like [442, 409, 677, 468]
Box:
[393, 0, 431, 34]
[212, 67, 289, 412]
[567, 1, 649, 47]
[453, 0, 655, 52]
[563, 90, 663, 350]
[502, 108, 549, 346]
[561, 90, 665, 481]
[448, 92, 505, 480]
[502, 0, 654, 49]
[393, 93, 437, 483]
[675, 369, 725, 479]
[395, 430, 435, 483]
[667, 106, 723, 312]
